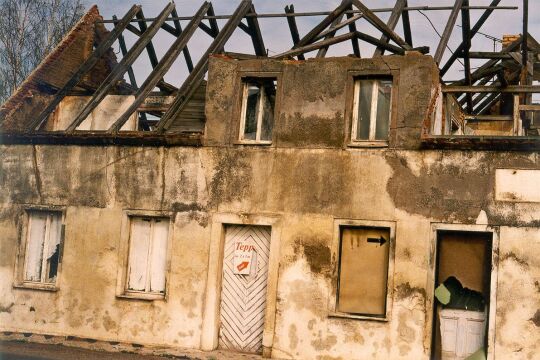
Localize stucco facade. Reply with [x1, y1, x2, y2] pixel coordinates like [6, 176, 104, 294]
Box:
[0, 55, 538, 359]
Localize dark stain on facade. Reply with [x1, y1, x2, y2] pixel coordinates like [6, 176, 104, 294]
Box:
[0, 303, 14, 313]
[395, 282, 426, 301]
[500, 252, 529, 269]
[293, 237, 332, 277]
[531, 309, 540, 327]
[209, 150, 251, 206]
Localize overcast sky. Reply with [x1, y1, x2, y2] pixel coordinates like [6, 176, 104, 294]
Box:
[86, 0, 539, 87]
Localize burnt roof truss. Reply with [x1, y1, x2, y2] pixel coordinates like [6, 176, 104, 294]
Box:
[0, 0, 537, 146]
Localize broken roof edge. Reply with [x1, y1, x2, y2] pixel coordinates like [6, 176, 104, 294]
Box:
[0, 5, 101, 130]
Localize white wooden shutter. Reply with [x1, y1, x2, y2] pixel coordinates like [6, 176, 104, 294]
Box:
[149, 219, 168, 293]
[128, 218, 152, 291]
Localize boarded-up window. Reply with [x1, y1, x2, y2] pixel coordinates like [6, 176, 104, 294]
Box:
[337, 226, 390, 316]
[24, 211, 63, 284]
[239, 78, 277, 143]
[352, 78, 392, 141]
[127, 217, 169, 294]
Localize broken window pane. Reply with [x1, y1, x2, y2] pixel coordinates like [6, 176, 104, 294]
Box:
[243, 85, 260, 140]
[127, 217, 169, 294]
[375, 80, 392, 140]
[337, 227, 390, 316]
[355, 78, 392, 141]
[24, 211, 62, 284]
[241, 78, 276, 142]
[357, 80, 374, 140]
[45, 214, 62, 282]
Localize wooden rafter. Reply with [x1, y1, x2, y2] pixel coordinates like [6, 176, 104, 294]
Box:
[373, 0, 406, 56]
[351, 0, 412, 51]
[461, 0, 473, 112]
[108, 2, 212, 133]
[284, 5, 304, 60]
[440, 0, 502, 76]
[28, 5, 142, 131]
[65, 2, 176, 133]
[156, 0, 253, 133]
[434, 0, 463, 64]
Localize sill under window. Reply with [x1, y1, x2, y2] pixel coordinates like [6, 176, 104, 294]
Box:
[328, 311, 389, 322]
[13, 282, 59, 292]
[117, 291, 165, 301]
[234, 140, 272, 146]
[348, 140, 389, 148]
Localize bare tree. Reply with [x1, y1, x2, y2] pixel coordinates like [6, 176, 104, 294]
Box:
[0, 0, 85, 102]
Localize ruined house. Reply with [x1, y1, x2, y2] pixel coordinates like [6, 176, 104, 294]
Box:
[0, 1, 539, 359]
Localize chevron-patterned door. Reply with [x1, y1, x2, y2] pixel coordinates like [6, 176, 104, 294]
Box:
[219, 225, 271, 353]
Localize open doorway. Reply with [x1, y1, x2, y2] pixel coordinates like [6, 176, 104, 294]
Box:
[431, 230, 493, 360]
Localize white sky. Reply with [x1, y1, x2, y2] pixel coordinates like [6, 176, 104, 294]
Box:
[87, 0, 539, 89]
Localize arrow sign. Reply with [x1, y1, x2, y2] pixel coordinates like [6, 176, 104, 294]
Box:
[237, 261, 249, 272]
[367, 236, 387, 246]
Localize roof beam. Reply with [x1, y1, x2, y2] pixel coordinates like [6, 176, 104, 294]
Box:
[313, 13, 362, 42]
[401, 0, 413, 47]
[316, 11, 346, 58]
[440, 0, 502, 76]
[434, 0, 463, 64]
[246, 4, 267, 56]
[171, 8, 194, 72]
[274, 32, 357, 59]
[522, 0, 529, 72]
[155, 0, 253, 133]
[108, 2, 211, 134]
[373, 0, 406, 56]
[461, 0, 473, 112]
[345, 6, 361, 57]
[295, 0, 352, 48]
[65, 2, 176, 133]
[351, 0, 412, 51]
[28, 5, 141, 131]
[284, 5, 304, 60]
[443, 85, 540, 93]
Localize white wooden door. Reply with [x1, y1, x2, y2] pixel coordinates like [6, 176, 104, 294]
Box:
[219, 225, 271, 353]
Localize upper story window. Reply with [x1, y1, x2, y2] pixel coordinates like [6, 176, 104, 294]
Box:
[239, 78, 277, 143]
[352, 78, 393, 142]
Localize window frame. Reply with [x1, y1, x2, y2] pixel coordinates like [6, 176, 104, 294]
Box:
[351, 77, 393, 144]
[235, 73, 280, 146]
[116, 210, 174, 301]
[345, 70, 398, 148]
[13, 206, 66, 292]
[329, 219, 396, 321]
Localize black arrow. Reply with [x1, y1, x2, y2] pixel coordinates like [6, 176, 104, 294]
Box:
[367, 236, 387, 246]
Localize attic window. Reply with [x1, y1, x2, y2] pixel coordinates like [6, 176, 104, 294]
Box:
[239, 78, 277, 143]
[352, 78, 393, 143]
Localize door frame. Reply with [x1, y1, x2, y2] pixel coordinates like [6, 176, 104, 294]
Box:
[201, 213, 282, 358]
[425, 223, 500, 360]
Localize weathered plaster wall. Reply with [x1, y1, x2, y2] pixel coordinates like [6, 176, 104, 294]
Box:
[0, 56, 538, 359]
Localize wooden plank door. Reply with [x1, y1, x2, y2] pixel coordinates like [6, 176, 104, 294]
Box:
[219, 225, 271, 353]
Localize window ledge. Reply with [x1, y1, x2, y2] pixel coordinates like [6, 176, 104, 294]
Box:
[348, 141, 389, 148]
[234, 140, 272, 146]
[116, 292, 165, 301]
[13, 282, 58, 292]
[328, 311, 389, 322]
